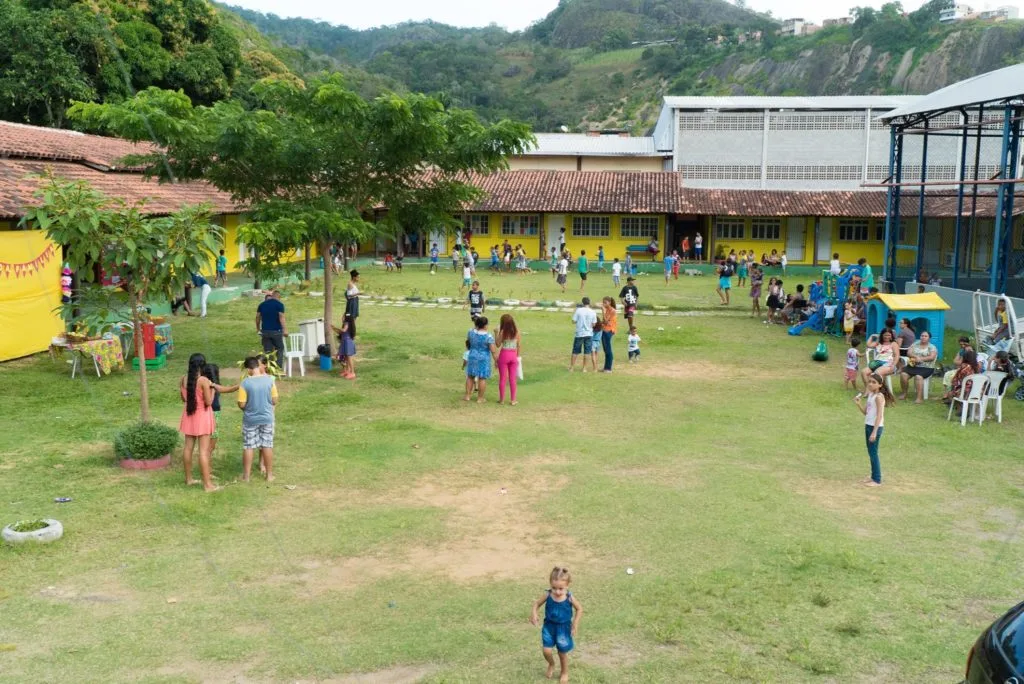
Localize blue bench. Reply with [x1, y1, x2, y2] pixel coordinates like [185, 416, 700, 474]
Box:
[626, 244, 658, 260]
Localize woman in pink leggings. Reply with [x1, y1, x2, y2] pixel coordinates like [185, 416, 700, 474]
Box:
[495, 314, 522, 405]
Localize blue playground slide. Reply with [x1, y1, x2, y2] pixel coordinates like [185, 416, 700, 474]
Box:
[788, 308, 823, 336]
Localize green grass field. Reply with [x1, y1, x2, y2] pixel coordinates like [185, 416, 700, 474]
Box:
[2, 270, 1022, 683]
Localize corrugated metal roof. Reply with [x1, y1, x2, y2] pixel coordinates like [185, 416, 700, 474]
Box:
[881, 63, 1024, 121]
[523, 133, 661, 157]
[662, 95, 921, 110]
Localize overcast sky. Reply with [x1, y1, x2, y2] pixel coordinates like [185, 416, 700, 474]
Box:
[227, 0, 1023, 30]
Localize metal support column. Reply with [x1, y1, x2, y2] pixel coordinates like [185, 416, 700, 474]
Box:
[994, 107, 1020, 293]
[990, 105, 1013, 293]
[967, 104, 984, 277]
[883, 125, 903, 283]
[915, 119, 929, 280]
[952, 109, 969, 288]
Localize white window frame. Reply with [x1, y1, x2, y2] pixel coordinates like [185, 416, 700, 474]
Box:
[464, 214, 489, 236]
[619, 216, 659, 239]
[715, 218, 745, 240]
[750, 218, 781, 240]
[571, 215, 611, 238]
[838, 219, 870, 242]
[501, 215, 539, 236]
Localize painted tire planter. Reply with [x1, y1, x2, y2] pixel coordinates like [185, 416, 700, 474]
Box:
[3, 519, 63, 545]
[120, 454, 172, 470]
[520, 300, 537, 307]
[436, 297, 452, 304]
[555, 300, 575, 308]
[503, 299, 521, 306]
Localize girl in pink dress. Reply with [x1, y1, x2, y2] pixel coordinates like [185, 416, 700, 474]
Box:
[179, 353, 218, 492]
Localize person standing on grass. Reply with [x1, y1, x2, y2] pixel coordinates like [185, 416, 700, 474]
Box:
[749, 263, 763, 317]
[612, 258, 622, 287]
[495, 313, 521, 405]
[238, 356, 278, 482]
[597, 246, 605, 272]
[681, 235, 690, 262]
[627, 326, 642, 363]
[671, 250, 681, 280]
[530, 566, 583, 684]
[694, 232, 703, 262]
[663, 250, 675, 284]
[179, 353, 218, 492]
[332, 313, 357, 380]
[345, 270, 361, 320]
[467, 280, 486, 321]
[619, 276, 639, 330]
[569, 297, 597, 372]
[577, 249, 589, 291]
[624, 252, 633, 278]
[429, 243, 439, 274]
[853, 373, 893, 487]
[601, 296, 617, 372]
[465, 316, 498, 403]
[256, 290, 286, 369]
[215, 250, 228, 287]
[716, 259, 733, 306]
[558, 227, 566, 254]
[556, 252, 569, 293]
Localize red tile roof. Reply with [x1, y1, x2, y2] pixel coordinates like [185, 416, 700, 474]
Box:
[0, 121, 156, 170]
[0, 160, 238, 219]
[461, 170, 684, 214]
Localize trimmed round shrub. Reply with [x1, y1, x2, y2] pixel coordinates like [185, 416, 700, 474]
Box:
[114, 422, 180, 461]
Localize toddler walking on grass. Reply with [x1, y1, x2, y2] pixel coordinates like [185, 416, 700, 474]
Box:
[530, 567, 583, 683]
[627, 326, 641, 362]
[845, 337, 862, 390]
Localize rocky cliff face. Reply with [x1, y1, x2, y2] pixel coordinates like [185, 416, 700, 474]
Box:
[702, 24, 1024, 96]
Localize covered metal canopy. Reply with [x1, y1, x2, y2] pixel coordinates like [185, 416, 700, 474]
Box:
[877, 64, 1024, 295]
[881, 63, 1024, 123]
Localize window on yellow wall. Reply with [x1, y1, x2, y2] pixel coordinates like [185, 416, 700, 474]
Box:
[873, 218, 908, 242]
[839, 219, 870, 241]
[571, 216, 610, 237]
[714, 218, 744, 239]
[620, 216, 659, 239]
[462, 214, 489, 235]
[501, 215, 539, 236]
[750, 218, 781, 240]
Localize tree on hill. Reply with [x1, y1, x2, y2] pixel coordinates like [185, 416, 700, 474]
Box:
[70, 77, 533, 345]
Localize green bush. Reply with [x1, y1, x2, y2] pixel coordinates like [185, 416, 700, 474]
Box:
[114, 422, 180, 461]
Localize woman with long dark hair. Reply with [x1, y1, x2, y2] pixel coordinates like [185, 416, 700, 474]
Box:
[495, 314, 521, 405]
[179, 353, 218, 491]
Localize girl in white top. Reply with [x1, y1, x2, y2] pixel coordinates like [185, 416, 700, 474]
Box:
[853, 374, 894, 486]
[830, 252, 842, 276]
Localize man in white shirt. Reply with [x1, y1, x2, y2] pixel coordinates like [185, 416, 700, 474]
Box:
[611, 258, 623, 286]
[569, 297, 598, 372]
[556, 255, 569, 293]
[829, 252, 842, 276]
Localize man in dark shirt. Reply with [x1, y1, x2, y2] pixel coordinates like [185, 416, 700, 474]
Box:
[467, 281, 485, 320]
[619, 277, 639, 329]
[256, 291, 286, 369]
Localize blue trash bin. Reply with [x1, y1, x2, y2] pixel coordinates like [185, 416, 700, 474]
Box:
[319, 354, 332, 371]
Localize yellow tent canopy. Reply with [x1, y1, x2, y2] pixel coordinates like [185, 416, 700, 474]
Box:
[868, 292, 951, 311]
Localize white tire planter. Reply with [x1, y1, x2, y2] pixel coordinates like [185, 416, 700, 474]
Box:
[503, 299, 521, 306]
[3, 519, 63, 545]
[436, 297, 452, 304]
[554, 300, 575, 308]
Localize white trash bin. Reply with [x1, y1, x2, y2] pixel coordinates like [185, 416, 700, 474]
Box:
[298, 318, 325, 360]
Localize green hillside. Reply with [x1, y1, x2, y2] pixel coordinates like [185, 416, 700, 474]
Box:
[3, 0, 1023, 134]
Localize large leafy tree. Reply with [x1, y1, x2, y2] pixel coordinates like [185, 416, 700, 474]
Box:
[69, 77, 533, 343]
[22, 175, 222, 422]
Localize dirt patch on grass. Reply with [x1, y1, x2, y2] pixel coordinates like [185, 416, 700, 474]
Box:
[578, 640, 643, 670]
[281, 465, 585, 592]
[320, 664, 437, 683]
[955, 506, 1022, 544]
[791, 477, 893, 516]
[151, 658, 262, 683]
[633, 361, 821, 382]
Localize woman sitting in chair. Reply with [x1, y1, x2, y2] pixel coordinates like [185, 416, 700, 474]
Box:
[862, 328, 900, 387]
[943, 350, 981, 404]
[899, 330, 938, 404]
[647, 238, 659, 260]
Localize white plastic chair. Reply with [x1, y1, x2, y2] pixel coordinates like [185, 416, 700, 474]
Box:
[284, 333, 306, 377]
[864, 348, 894, 393]
[981, 370, 1009, 423]
[947, 373, 991, 426]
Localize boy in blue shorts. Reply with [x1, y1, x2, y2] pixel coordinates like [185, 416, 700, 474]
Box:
[237, 356, 278, 482]
[215, 249, 227, 287]
[429, 243, 439, 274]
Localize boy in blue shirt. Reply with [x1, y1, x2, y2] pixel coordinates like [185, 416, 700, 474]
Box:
[429, 243, 439, 274]
[215, 249, 228, 287]
[237, 356, 278, 482]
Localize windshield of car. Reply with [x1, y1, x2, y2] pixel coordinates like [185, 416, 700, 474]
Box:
[997, 610, 1024, 674]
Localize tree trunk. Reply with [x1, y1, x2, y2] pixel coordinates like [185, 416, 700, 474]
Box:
[321, 239, 334, 354]
[304, 244, 311, 281]
[130, 290, 151, 423]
